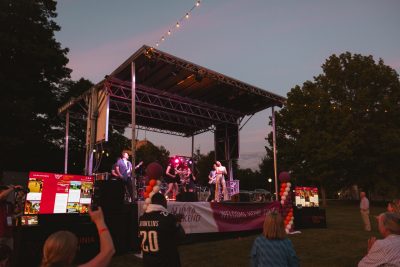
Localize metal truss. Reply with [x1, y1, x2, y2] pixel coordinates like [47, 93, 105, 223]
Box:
[144, 46, 286, 105]
[104, 77, 241, 125]
[109, 99, 213, 134]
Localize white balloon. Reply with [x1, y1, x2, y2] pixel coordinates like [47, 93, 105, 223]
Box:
[280, 200, 285, 205]
[287, 182, 291, 187]
[149, 192, 155, 198]
[156, 180, 162, 185]
[145, 198, 151, 204]
[152, 185, 160, 193]
[283, 191, 288, 196]
[285, 187, 290, 192]
[282, 195, 286, 201]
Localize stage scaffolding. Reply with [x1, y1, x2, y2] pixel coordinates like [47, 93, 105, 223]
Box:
[58, 45, 285, 198]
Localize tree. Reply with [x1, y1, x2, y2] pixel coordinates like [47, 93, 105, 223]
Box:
[0, 0, 70, 172]
[266, 52, 400, 203]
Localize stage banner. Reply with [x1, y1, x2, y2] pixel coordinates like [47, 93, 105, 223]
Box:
[211, 202, 280, 232]
[138, 201, 280, 234]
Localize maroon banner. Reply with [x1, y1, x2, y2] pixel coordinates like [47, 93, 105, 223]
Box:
[211, 201, 280, 232]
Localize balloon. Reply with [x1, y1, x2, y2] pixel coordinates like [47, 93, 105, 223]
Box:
[145, 162, 164, 180]
[143, 192, 149, 199]
[152, 185, 160, 193]
[282, 195, 286, 201]
[283, 191, 288, 197]
[279, 171, 290, 182]
[145, 198, 151, 204]
[149, 192, 155, 199]
[285, 187, 290, 192]
[146, 185, 153, 193]
[281, 183, 286, 187]
[149, 179, 156, 186]
[156, 180, 162, 185]
[280, 200, 285, 205]
[287, 182, 291, 187]
[143, 203, 148, 211]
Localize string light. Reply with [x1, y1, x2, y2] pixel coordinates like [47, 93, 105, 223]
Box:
[153, 0, 203, 48]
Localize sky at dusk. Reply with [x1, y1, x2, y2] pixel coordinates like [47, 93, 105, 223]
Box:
[54, 0, 400, 170]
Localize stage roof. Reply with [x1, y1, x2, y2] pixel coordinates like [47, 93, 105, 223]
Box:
[59, 45, 286, 137]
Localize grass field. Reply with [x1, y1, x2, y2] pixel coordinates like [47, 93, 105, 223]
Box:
[109, 201, 385, 267]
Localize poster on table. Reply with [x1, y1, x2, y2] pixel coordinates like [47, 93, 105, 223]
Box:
[295, 186, 319, 207]
[24, 172, 94, 215]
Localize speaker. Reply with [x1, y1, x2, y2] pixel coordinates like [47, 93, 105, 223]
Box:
[215, 123, 239, 160]
[93, 180, 124, 212]
[176, 192, 198, 202]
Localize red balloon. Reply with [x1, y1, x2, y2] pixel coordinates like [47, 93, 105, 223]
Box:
[149, 179, 156, 186]
[143, 192, 149, 199]
[146, 185, 153, 193]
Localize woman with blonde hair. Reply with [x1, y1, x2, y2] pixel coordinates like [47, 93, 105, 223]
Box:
[251, 210, 299, 267]
[41, 207, 115, 267]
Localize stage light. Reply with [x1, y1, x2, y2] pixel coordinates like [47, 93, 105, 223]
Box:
[185, 13, 189, 19]
[102, 150, 105, 154]
[93, 149, 96, 153]
[156, 42, 159, 47]
[168, 30, 171, 35]
[161, 36, 165, 41]
[188, 160, 193, 164]
[176, 22, 180, 28]
[174, 158, 180, 164]
[196, 1, 200, 7]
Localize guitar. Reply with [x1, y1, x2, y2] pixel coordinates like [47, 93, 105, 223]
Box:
[208, 172, 217, 184]
[135, 161, 143, 170]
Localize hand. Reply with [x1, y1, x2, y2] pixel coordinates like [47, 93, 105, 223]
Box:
[14, 185, 23, 190]
[367, 236, 376, 252]
[89, 206, 105, 225]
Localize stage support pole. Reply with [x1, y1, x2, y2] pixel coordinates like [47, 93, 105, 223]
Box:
[64, 111, 69, 174]
[272, 107, 278, 200]
[131, 62, 137, 199]
[191, 135, 194, 172]
[84, 88, 97, 176]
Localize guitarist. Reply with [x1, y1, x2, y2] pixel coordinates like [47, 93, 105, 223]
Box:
[207, 164, 217, 202]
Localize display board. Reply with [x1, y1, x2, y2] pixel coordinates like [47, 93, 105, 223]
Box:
[295, 186, 319, 207]
[24, 172, 94, 214]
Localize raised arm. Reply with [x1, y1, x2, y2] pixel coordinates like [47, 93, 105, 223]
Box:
[79, 207, 115, 267]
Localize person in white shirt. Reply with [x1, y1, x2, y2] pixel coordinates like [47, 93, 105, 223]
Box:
[360, 191, 371, 231]
[214, 161, 228, 202]
[358, 212, 400, 267]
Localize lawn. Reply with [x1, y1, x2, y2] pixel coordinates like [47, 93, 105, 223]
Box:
[109, 201, 385, 267]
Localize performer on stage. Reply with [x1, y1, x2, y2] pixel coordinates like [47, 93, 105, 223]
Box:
[179, 162, 192, 192]
[115, 151, 133, 201]
[165, 162, 179, 200]
[207, 164, 217, 202]
[215, 161, 229, 202]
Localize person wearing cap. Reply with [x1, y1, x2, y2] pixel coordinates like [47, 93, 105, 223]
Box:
[358, 212, 400, 266]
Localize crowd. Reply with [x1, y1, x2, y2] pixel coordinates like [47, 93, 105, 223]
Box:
[0, 163, 399, 267]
